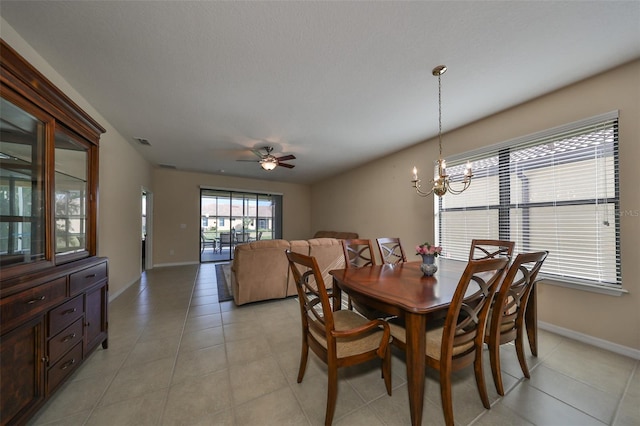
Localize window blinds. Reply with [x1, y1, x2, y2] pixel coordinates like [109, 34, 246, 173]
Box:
[436, 112, 621, 287]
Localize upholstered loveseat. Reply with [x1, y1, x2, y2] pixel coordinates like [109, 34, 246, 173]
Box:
[230, 237, 351, 305]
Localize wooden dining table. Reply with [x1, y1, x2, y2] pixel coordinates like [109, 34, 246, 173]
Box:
[329, 258, 538, 426]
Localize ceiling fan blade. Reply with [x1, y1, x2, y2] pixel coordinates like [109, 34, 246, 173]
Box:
[251, 149, 265, 158]
[275, 154, 296, 161]
[278, 162, 295, 169]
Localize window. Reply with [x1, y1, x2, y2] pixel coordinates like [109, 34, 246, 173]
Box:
[199, 189, 283, 262]
[436, 111, 621, 288]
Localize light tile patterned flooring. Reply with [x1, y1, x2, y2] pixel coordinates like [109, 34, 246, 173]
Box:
[29, 264, 639, 425]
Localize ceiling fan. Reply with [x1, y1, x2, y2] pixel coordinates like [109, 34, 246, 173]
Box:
[237, 146, 296, 171]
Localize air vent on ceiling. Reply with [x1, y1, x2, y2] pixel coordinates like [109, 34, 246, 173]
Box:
[134, 137, 151, 146]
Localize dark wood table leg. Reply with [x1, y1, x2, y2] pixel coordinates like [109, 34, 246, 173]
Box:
[525, 281, 538, 356]
[332, 278, 342, 312]
[405, 312, 427, 426]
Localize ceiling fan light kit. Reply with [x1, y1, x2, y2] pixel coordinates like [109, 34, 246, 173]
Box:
[260, 157, 278, 170]
[238, 146, 296, 171]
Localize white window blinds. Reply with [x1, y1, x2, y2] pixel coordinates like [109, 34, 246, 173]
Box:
[436, 111, 621, 287]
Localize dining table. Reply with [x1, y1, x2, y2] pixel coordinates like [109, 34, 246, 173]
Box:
[329, 258, 538, 426]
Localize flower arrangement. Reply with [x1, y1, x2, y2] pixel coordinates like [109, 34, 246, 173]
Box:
[415, 242, 442, 257]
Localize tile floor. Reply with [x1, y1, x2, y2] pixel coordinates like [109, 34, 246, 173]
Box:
[29, 264, 639, 426]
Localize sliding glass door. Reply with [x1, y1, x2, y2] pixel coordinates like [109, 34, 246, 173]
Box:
[200, 189, 282, 262]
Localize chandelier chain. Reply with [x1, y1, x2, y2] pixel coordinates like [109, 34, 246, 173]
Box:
[438, 71, 443, 159]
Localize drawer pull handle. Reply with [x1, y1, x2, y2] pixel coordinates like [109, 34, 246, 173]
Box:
[61, 359, 76, 370]
[62, 333, 77, 343]
[62, 308, 77, 315]
[85, 274, 97, 278]
[27, 296, 46, 304]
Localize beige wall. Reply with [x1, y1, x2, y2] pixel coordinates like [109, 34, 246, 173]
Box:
[312, 60, 640, 350]
[1, 21, 154, 299]
[152, 168, 311, 266]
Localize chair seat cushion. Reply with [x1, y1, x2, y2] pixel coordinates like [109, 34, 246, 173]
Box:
[388, 321, 475, 360]
[310, 310, 387, 358]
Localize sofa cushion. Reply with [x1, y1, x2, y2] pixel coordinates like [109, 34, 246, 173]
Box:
[308, 238, 346, 290]
[231, 239, 291, 305]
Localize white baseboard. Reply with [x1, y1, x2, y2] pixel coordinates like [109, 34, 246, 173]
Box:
[539, 321, 640, 360]
[153, 261, 199, 268]
[108, 276, 141, 302]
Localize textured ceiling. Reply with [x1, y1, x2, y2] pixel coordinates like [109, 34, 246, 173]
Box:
[1, 1, 639, 184]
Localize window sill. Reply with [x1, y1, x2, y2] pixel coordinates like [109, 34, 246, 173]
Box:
[539, 277, 628, 297]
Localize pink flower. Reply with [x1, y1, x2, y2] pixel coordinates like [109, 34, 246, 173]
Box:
[415, 242, 442, 257]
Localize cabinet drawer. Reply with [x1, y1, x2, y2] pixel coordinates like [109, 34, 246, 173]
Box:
[70, 262, 107, 295]
[48, 318, 83, 365]
[48, 295, 84, 337]
[47, 342, 82, 394]
[0, 277, 67, 332]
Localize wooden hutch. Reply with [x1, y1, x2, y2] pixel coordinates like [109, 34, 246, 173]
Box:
[0, 39, 108, 425]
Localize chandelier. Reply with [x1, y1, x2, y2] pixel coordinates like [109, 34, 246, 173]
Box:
[412, 65, 472, 197]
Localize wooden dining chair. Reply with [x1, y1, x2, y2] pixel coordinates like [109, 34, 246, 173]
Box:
[485, 250, 548, 395]
[376, 237, 407, 265]
[388, 257, 509, 426]
[469, 239, 515, 260]
[341, 239, 386, 319]
[286, 250, 392, 426]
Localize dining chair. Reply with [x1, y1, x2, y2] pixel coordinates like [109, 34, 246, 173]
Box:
[388, 257, 509, 426]
[485, 250, 548, 395]
[286, 250, 392, 426]
[376, 237, 407, 265]
[219, 232, 233, 252]
[341, 239, 385, 319]
[469, 239, 515, 260]
[200, 230, 217, 253]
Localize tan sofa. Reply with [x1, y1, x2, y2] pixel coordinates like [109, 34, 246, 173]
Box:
[230, 238, 347, 305]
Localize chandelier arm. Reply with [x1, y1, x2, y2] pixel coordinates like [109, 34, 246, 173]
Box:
[412, 179, 435, 197]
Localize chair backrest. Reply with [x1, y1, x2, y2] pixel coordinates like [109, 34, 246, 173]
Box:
[342, 239, 377, 269]
[491, 251, 548, 335]
[376, 237, 407, 265]
[286, 250, 336, 341]
[442, 257, 509, 360]
[256, 231, 263, 241]
[469, 239, 515, 260]
[220, 232, 231, 244]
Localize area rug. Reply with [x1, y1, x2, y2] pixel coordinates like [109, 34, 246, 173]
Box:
[216, 263, 233, 303]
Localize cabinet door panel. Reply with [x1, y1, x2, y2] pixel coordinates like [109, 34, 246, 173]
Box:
[85, 283, 107, 352]
[0, 317, 44, 426]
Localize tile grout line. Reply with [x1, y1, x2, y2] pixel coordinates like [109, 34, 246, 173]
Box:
[156, 266, 200, 425]
[610, 358, 639, 425]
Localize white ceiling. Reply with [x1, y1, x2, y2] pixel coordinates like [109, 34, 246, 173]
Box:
[2, 1, 639, 184]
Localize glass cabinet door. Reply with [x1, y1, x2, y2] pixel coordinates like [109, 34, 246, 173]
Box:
[0, 98, 46, 267]
[54, 130, 89, 256]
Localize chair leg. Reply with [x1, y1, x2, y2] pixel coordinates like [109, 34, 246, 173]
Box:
[439, 368, 455, 426]
[297, 339, 309, 383]
[488, 335, 505, 396]
[382, 348, 392, 395]
[473, 350, 491, 409]
[325, 365, 338, 426]
[515, 329, 531, 379]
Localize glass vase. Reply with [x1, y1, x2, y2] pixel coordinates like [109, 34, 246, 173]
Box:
[420, 254, 438, 276]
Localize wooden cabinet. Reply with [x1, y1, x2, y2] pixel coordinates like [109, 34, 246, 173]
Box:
[0, 257, 109, 425]
[0, 40, 108, 425]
